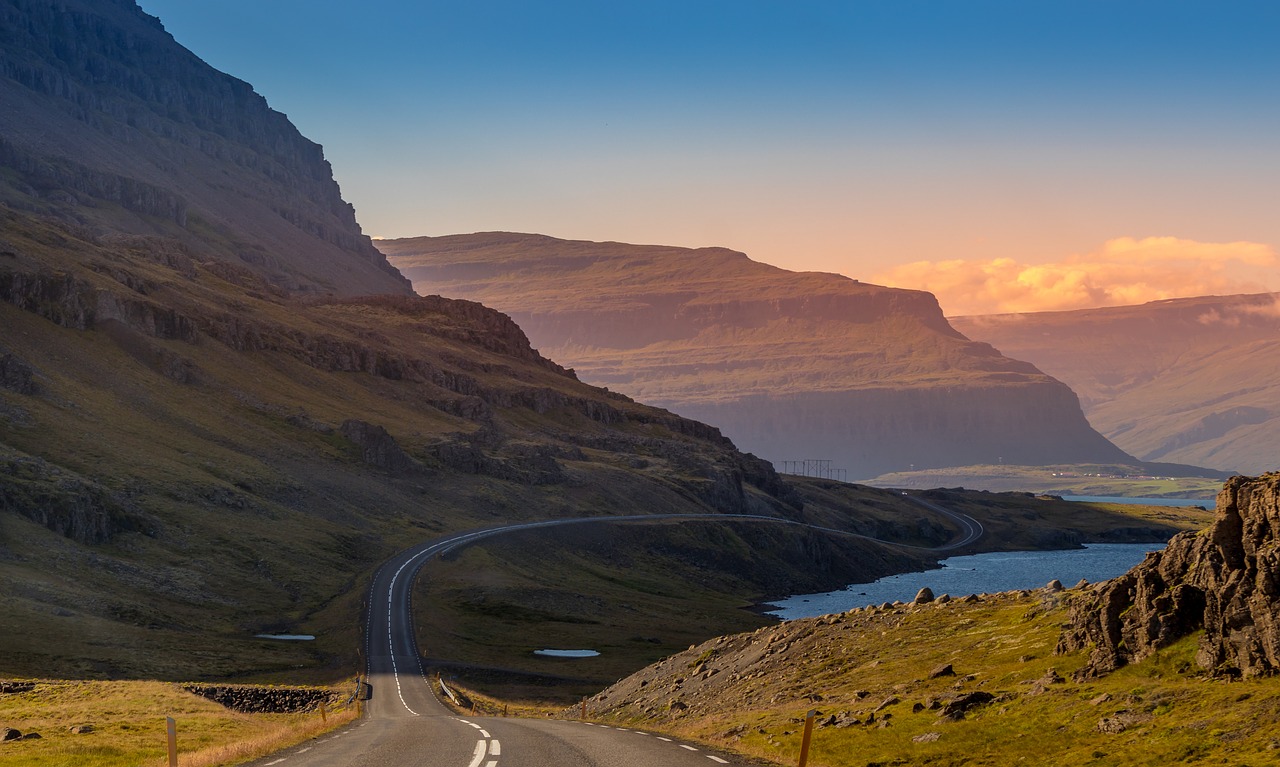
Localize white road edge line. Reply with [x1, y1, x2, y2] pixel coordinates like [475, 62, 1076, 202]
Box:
[707, 756, 729, 764]
[657, 736, 672, 741]
[681, 744, 699, 751]
[265, 760, 286, 766]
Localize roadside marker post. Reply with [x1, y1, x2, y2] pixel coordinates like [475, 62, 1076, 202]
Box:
[320, 701, 328, 722]
[165, 716, 177, 767]
[580, 698, 586, 721]
[797, 709, 818, 767]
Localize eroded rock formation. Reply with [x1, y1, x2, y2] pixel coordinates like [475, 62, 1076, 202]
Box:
[1057, 473, 1280, 677]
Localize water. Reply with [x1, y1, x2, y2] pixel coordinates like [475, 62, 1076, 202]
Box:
[254, 634, 316, 641]
[1062, 495, 1209, 507]
[767, 542, 1164, 620]
[534, 649, 599, 658]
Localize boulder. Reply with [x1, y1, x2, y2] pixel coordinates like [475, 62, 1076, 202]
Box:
[1, 728, 20, 742]
[913, 587, 935, 604]
[938, 691, 994, 720]
[928, 663, 955, 679]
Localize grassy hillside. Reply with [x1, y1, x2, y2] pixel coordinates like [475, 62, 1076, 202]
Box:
[414, 483, 1212, 704]
[0, 210, 810, 681]
[584, 586, 1280, 766]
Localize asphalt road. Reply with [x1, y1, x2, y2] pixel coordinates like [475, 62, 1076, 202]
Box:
[244, 503, 984, 766]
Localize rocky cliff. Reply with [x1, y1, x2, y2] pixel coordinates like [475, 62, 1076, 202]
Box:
[1058, 473, 1280, 678]
[380, 232, 1135, 479]
[0, 0, 409, 295]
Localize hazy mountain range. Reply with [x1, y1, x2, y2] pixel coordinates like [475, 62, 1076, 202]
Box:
[379, 232, 1138, 480]
[953, 293, 1280, 475]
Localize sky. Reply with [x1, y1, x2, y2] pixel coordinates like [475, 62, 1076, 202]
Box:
[136, 1, 1280, 316]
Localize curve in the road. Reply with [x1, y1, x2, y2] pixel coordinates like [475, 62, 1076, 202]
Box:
[249, 497, 983, 766]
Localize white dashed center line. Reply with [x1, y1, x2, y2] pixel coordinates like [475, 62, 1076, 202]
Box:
[490, 740, 502, 755]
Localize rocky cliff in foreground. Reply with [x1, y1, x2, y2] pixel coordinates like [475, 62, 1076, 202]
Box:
[380, 233, 1135, 480]
[1058, 472, 1280, 677]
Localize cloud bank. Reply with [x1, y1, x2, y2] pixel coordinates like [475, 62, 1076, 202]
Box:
[873, 237, 1279, 316]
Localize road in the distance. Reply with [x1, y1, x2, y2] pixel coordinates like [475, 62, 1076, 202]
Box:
[243, 503, 983, 766]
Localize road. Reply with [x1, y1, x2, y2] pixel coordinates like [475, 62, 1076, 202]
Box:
[245, 502, 983, 766]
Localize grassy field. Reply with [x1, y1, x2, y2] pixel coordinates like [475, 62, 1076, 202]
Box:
[588, 589, 1280, 766]
[0, 680, 354, 767]
[866, 464, 1223, 499]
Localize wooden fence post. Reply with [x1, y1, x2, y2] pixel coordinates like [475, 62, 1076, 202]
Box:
[165, 716, 177, 767]
[797, 710, 817, 767]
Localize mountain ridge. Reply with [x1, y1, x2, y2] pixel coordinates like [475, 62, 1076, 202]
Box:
[380, 231, 1137, 479]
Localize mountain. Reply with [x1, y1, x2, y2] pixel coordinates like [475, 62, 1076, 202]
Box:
[952, 293, 1280, 474]
[0, 0, 947, 680]
[378, 232, 1134, 479]
[0, 0, 408, 296]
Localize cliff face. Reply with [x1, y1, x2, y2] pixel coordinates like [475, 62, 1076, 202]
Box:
[380, 233, 1135, 479]
[953, 294, 1280, 474]
[0, 0, 409, 295]
[1058, 473, 1280, 678]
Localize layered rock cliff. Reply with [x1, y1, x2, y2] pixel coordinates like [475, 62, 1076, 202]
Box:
[0, 0, 409, 295]
[1058, 473, 1280, 678]
[380, 232, 1135, 479]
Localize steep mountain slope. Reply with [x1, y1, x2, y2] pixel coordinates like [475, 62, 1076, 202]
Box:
[0, 208, 829, 679]
[952, 294, 1280, 473]
[379, 232, 1133, 479]
[0, 0, 408, 295]
[0, 1, 967, 682]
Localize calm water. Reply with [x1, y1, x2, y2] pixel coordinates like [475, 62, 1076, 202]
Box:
[767, 542, 1165, 620]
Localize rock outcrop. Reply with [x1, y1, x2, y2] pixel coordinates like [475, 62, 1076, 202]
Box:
[1057, 473, 1280, 678]
[0, 446, 153, 544]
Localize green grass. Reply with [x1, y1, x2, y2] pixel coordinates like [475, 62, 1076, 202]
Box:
[591, 591, 1280, 766]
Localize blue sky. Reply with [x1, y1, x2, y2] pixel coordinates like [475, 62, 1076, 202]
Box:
[136, 1, 1280, 313]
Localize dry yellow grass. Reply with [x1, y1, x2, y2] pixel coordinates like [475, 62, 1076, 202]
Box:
[0, 679, 355, 767]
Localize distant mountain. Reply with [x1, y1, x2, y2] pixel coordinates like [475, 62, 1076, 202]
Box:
[0, 0, 408, 295]
[379, 232, 1136, 479]
[952, 293, 1280, 474]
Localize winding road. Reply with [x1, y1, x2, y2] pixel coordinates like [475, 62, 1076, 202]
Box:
[245, 499, 983, 767]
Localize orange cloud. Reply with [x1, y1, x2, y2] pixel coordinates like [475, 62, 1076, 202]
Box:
[873, 237, 1279, 316]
